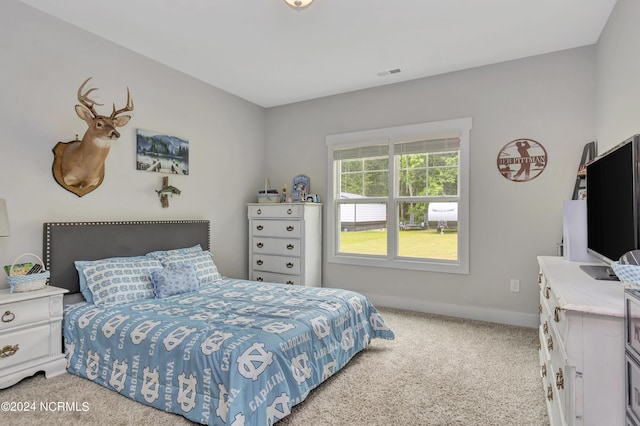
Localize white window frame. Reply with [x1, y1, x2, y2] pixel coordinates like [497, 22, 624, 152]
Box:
[326, 117, 471, 274]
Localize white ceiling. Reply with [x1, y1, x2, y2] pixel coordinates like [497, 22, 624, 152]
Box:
[18, 0, 617, 108]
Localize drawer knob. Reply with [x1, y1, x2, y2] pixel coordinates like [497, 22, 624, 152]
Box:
[547, 384, 553, 401]
[256, 277, 264, 282]
[538, 273, 542, 284]
[286, 225, 294, 232]
[547, 335, 553, 351]
[554, 306, 561, 323]
[538, 304, 542, 314]
[286, 244, 294, 250]
[286, 262, 294, 269]
[541, 364, 547, 377]
[286, 281, 294, 285]
[257, 225, 264, 231]
[544, 286, 551, 299]
[257, 209, 262, 215]
[256, 260, 263, 266]
[287, 208, 293, 215]
[1, 311, 15, 323]
[543, 321, 548, 335]
[556, 368, 564, 389]
[0, 344, 19, 358]
[257, 242, 264, 248]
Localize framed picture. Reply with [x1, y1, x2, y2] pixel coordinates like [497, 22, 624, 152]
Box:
[292, 174, 310, 202]
[136, 129, 189, 175]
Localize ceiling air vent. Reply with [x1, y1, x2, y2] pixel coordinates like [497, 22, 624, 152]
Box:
[377, 68, 402, 77]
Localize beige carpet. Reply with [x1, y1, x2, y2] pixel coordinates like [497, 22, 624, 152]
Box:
[0, 308, 548, 426]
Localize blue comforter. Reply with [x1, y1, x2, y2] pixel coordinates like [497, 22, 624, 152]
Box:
[64, 278, 394, 425]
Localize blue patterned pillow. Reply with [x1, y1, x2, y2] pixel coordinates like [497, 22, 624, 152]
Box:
[150, 250, 222, 285]
[145, 244, 203, 259]
[75, 256, 149, 304]
[82, 258, 162, 307]
[150, 264, 200, 299]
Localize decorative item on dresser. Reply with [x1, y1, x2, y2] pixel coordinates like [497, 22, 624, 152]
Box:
[248, 203, 321, 286]
[0, 286, 68, 389]
[537, 256, 624, 426]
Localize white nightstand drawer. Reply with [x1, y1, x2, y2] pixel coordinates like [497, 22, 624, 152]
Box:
[0, 324, 50, 369]
[252, 254, 300, 275]
[252, 237, 301, 257]
[248, 205, 302, 219]
[0, 297, 50, 331]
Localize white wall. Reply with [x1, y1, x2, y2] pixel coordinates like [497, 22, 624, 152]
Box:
[0, 1, 266, 284]
[597, 0, 640, 148]
[1, 0, 612, 328]
[265, 47, 597, 327]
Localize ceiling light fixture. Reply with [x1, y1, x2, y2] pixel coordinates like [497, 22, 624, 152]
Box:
[284, 0, 315, 11]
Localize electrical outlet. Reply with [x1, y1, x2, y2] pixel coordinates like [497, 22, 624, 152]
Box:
[510, 279, 520, 292]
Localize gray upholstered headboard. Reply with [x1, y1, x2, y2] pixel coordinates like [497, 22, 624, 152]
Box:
[43, 220, 210, 303]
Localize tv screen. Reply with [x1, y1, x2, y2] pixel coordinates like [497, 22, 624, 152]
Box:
[585, 135, 640, 266]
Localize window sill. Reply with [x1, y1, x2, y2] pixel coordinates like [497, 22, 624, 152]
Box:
[327, 253, 469, 274]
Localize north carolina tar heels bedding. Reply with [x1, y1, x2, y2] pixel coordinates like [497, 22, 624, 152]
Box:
[63, 278, 394, 425]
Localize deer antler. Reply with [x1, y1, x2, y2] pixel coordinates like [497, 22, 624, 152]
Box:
[110, 87, 134, 120]
[77, 77, 103, 118]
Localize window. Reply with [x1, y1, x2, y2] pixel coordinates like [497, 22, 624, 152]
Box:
[326, 118, 471, 273]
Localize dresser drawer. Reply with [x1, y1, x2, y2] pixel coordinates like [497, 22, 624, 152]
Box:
[539, 327, 566, 426]
[252, 237, 301, 257]
[0, 297, 50, 332]
[627, 291, 640, 359]
[252, 220, 301, 238]
[0, 324, 51, 369]
[628, 352, 640, 422]
[248, 204, 302, 219]
[252, 254, 300, 275]
[540, 282, 569, 344]
[251, 270, 300, 285]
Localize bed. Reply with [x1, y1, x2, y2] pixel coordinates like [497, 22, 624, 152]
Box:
[43, 220, 394, 425]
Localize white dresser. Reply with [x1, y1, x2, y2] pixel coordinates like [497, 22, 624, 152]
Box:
[248, 203, 322, 286]
[537, 256, 624, 426]
[0, 285, 68, 388]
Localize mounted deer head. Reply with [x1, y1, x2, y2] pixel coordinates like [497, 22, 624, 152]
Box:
[52, 77, 134, 197]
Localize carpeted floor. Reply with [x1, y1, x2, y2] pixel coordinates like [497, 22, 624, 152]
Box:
[0, 308, 548, 426]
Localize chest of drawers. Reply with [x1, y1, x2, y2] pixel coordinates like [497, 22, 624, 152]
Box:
[537, 256, 624, 426]
[0, 286, 68, 388]
[248, 203, 322, 286]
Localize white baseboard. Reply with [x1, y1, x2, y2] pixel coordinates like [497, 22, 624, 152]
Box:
[366, 293, 539, 328]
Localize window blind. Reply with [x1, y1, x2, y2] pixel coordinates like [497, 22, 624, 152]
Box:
[393, 138, 460, 155]
[333, 144, 389, 161]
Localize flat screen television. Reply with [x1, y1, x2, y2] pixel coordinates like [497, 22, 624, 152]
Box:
[580, 134, 640, 280]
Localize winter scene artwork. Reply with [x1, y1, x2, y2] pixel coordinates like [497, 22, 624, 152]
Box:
[136, 129, 189, 175]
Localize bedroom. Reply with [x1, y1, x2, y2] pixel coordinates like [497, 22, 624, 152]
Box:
[0, 0, 638, 424]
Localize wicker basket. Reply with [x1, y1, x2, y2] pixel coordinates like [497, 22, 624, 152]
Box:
[257, 179, 281, 204]
[7, 253, 49, 293]
[611, 261, 640, 288]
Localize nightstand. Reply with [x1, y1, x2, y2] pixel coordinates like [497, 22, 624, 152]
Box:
[0, 286, 68, 388]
